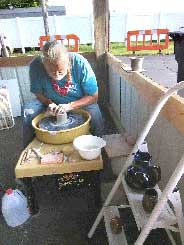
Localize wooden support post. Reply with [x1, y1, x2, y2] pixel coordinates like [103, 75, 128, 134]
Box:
[93, 0, 110, 105]
[40, 0, 50, 36]
[93, 0, 110, 58]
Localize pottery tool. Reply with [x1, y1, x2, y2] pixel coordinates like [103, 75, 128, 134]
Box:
[20, 149, 32, 165]
[20, 149, 33, 165]
[31, 148, 64, 164]
[20, 150, 28, 165]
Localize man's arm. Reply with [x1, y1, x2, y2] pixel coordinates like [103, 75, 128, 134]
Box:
[35, 93, 53, 106]
[69, 92, 98, 109]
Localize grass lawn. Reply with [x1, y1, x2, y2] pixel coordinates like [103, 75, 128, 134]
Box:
[110, 40, 174, 56]
[10, 41, 174, 57]
[80, 40, 174, 56]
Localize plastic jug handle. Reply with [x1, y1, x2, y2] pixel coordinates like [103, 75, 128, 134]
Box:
[15, 189, 26, 199]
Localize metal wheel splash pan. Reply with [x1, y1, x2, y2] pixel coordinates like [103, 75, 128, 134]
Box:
[32, 109, 91, 144]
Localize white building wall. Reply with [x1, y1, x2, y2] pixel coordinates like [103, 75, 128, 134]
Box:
[55, 16, 93, 44]
[110, 13, 127, 42]
[0, 12, 184, 50]
[159, 12, 184, 31]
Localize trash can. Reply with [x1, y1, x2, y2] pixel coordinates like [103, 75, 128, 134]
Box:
[169, 28, 184, 83]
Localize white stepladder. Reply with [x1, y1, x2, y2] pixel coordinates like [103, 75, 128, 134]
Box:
[88, 81, 184, 244]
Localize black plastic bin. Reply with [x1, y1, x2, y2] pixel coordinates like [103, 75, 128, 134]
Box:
[169, 30, 184, 83]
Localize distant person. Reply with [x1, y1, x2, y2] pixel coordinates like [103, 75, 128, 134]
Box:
[175, 38, 184, 83]
[23, 41, 104, 147]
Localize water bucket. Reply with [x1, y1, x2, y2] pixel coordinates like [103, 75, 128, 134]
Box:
[2, 188, 30, 227]
[130, 56, 144, 71]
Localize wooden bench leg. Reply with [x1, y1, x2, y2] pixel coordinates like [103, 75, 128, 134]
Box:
[21, 177, 39, 215]
[93, 172, 101, 209]
[86, 171, 102, 209]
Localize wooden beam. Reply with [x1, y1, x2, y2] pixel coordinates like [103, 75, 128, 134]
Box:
[93, 0, 110, 105]
[40, 0, 50, 35]
[93, 0, 110, 58]
[106, 52, 184, 135]
[0, 56, 34, 67]
[0, 52, 96, 67]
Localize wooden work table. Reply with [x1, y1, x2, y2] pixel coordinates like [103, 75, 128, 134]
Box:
[15, 138, 103, 215]
[15, 138, 103, 178]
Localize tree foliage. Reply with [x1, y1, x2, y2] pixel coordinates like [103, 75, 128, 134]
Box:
[0, 0, 40, 9]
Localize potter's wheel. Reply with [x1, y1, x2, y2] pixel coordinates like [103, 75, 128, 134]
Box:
[39, 112, 85, 131]
[32, 109, 91, 144]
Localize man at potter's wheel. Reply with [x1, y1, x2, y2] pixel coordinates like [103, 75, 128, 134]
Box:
[23, 41, 104, 147]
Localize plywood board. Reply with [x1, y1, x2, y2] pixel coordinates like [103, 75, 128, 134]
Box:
[106, 52, 184, 135]
[136, 96, 151, 136]
[155, 117, 184, 189]
[147, 115, 164, 161]
[125, 80, 132, 134]
[120, 76, 126, 128]
[109, 67, 121, 120]
[103, 134, 132, 158]
[16, 66, 35, 104]
[130, 85, 139, 138]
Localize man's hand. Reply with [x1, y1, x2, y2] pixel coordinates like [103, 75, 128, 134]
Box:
[48, 103, 73, 115]
[56, 103, 73, 114]
[47, 103, 58, 116]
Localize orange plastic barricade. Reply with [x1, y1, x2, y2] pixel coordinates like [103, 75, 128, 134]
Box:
[65, 34, 80, 52]
[38, 34, 80, 52]
[127, 29, 169, 52]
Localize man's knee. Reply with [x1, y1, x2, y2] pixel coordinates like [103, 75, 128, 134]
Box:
[83, 104, 104, 136]
[23, 99, 45, 124]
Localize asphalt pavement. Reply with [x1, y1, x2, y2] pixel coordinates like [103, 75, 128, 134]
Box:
[118, 54, 178, 88]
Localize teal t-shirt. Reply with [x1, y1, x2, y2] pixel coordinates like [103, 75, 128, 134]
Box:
[30, 53, 98, 104]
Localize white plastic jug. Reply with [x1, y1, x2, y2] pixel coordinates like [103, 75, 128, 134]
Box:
[2, 188, 30, 227]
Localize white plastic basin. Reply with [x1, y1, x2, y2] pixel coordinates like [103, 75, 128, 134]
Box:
[73, 135, 106, 160]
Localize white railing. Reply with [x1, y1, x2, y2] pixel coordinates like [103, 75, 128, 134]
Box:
[0, 11, 184, 52]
